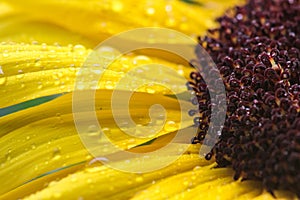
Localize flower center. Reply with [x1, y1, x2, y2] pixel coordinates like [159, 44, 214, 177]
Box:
[189, 0, 300, 196]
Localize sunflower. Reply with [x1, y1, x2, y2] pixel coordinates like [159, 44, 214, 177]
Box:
[0, 0, 299, 200]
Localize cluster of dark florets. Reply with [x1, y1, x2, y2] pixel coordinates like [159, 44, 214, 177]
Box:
[188, 0, 300, 196]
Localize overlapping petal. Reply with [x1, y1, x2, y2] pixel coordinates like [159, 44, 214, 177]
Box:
[1, 0, 296, 200]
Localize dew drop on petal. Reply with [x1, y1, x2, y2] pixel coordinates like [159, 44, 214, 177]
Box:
[0, 66, 4, 74]
[145, 86, 156, 94]
[16, 70, 24, 79]
[165, 5, 172, 12]
[37, 81, 43, 89]
[132, 55, 152, 66]
[101, 127, 112, 136]
[105, 80, 114, 89]
[31, 143, 36, 150]
[0, 77, 6, 86]
[5, 149, 12, 162]
[135, 176, 144, 183]
[87, 125, 100, 136]
[146, 7, 155, 15]
[164, 120, 178, 132]
[70, 175, 77, 182]
[2, 51, 9, 58]
[111, 1, 123, 12]
[73, 44, 86, 55]
[52, 147, 61, 160]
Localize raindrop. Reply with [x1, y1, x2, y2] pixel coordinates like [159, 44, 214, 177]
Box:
[145, 86, 156, 94]
[165, 5, 172, 12]
[48, 50, 57, 58]
[2, 51, 9, 57]
[87, 125, 100, 136]
[146, 7, 155, 15]
[16, 70, 24, 79]
[132, 55, 152, 65]
[183, 180, 189, 186]
[101, 127, 111, 136]
[35, 58, 41, 67]
[0, 77, 6, 86]
[164, 120, 178, 132]
[105, 81, 114, 89]
[70, 175, 77, 182]
[0, 66, 4, 74]
[73, 44, 86, 55]
[31, 144, 36, 150]
[165, 18, 176, 27]
[5, 149, 12, 161]
[111, 1, 123, 12]
[52, 147, 61, 160]
[37, 81, 43, 89]
[135, 176, 144, 183]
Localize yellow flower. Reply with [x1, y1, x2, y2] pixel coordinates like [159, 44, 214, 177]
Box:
[0, 0, 298, 199]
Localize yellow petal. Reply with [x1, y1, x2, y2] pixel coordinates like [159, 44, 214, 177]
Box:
[22, 153, 208, 200]
[3, 0, 242, 43]
[0, 89, 195, 195]
[0, 15, 96, 46]
[0, 43, 193, 108]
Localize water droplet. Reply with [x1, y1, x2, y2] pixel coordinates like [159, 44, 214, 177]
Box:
[0, 77, 6, 86]
[35, 59, 41, 67]
[34, 165, 39, 171]
[37, 81, 43, 89]
[86, 178, 93, 184]
[132, 55, 152, 66]
[54, 80, 60, 86]
[87, 125, 100, 136]
[183, 180, 189, 186]
[146, 7, 155, 15]
[177, 65, 184, 75]
[128, 138, 136, 144]
[193, 166, 201, 171]
[41, 43, 48, 50]
[165, 5, 172, 12]
[101, 127, 111, 136]
[48, 50, 57, 58]
[31, 144, 36, 150]
[145, 86, 156, 94]
[135, 176, 144, 183]
[2, 51, 9, 57]
[16, 70, 24, 79]
[52, 147, 61, 160]
[191, 175, 197, 180]
[105, 81, 114, 89]
[164, 120, 178, 132]
[5, 149, 12, 161]
[70, 175, 77, 182]
[73, 45, 86, 55]
[0, 66, 4, 75]
[165, 18, 176, 27]
[111, 1, 123, 12]
[26, 136, 31, 140]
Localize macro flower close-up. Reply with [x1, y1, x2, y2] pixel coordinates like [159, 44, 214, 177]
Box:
[0, 0, 299, 199]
